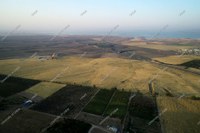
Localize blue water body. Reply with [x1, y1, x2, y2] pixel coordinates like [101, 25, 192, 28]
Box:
[121, 32, 200, 39]
[66, 30, 200, 39]
[1, 30, 200, 39]
[96, 31, 200, 39]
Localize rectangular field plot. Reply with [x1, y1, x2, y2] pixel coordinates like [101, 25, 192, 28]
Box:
[157, 96, 200, 133]
[0, 74, 40, 97]
[125, 93, 161, 133]
[83, 89, 115, 115]
[31, 84, 96, 116]
[104, 90, 130, 119]
[0, 109, 55, 133]
[0, 94, 27, 111]
[26, 82, 66, 98]
[129, 93, 157, 120]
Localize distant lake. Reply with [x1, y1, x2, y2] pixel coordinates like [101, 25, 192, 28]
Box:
[113, 31, 200, 39]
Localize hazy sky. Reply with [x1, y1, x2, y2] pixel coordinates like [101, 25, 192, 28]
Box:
[0, 0, 200, 36]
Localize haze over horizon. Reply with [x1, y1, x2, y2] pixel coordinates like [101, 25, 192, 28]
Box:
[0, 0, 200, 38]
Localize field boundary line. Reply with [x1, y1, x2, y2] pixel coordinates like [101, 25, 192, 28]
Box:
[0, 108, 21, 125]
[40, 108, 70, 133]
[154, 97, 166, 133]
[88, 125, 112, 133]
[102, 89, 117, 116]
[66, 88, 96, 118]
[99, 108, 118, 125]
[122, 93, 136, 132]
[148, 98, 167, 132]
[27, 109, 57, 118]
[0, 93, 38, 125]
[74, 89, 100, 119]
[150, 61, 200, 76]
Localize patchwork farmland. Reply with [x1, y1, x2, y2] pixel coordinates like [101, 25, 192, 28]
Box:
[83, 89, 116, 115]
[83, 88, 130, 119]
[31, 84, 97, 117]
[0, 36, 200, 133]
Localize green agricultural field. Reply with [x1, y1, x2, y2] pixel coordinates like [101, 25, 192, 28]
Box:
[83, 89, 115, 115]
[26, 82, 66, 98]
[179, 60, 200, 69]
[103, 90, 130, 119]
[154, 55, 200, 65]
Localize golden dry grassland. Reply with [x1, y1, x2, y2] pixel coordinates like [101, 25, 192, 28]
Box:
[157, 96, 200, 133]
[0, 56, 199, 95]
